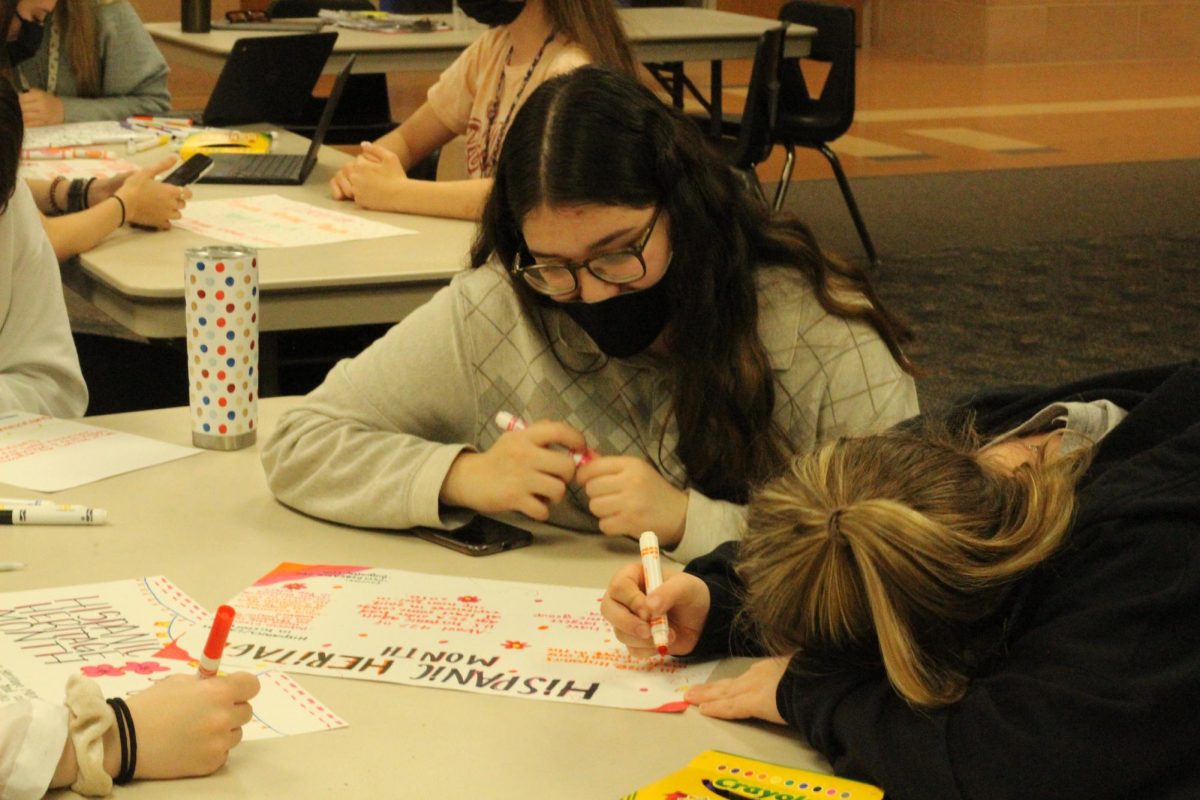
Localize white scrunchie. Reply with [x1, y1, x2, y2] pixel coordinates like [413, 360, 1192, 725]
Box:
[64, 674, 115, 796]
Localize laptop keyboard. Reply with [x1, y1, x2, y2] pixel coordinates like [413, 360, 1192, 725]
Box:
[226, 154, 305, 179]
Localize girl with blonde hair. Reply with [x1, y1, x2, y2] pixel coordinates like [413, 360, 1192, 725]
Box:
[603, 362, 1200, 799]
[1, 0, 169, 126]
[329, 0, 639, 221]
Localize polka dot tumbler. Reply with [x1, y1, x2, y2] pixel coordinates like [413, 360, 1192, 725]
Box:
[185, 246, 258, 451]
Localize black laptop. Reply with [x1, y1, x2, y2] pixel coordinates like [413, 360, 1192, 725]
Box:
[196, 32, 337, 127]
[199, 55, 355, 186]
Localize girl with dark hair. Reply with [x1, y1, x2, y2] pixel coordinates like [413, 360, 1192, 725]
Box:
[1, 0, 169, 126]
[265, 67, 916, 563]
[329, 0, 638, 220]
[602, 361, 1200, 799]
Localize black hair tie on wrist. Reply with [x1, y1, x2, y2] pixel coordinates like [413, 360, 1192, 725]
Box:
[82, 176, 97, 209]
[67, 178, 88, 213]
[105, 697, 137, 784]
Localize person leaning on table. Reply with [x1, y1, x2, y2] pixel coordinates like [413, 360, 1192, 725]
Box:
[602, 360, 1200, 800]
[1, 0, 169, 127]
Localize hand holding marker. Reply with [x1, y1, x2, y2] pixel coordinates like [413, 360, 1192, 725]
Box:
[493, 411, 597, 467]
[639, 531, 671, 656]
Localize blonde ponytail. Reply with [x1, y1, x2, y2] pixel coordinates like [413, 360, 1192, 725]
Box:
[738, 426, 1090, 708]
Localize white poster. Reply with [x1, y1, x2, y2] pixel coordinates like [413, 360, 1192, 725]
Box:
[0, 577, 345, 739]
[208, 563, 717, 713]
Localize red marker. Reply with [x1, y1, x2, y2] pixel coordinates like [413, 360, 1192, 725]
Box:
[197, 605, 235, 678]
[494, 411, 596, 466]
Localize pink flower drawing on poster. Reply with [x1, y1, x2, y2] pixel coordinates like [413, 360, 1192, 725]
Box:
[458, 595, 479, 603]
[123, 661, 171, 675]
[501, 640, 528, 650]
[80, 664, 126, 678]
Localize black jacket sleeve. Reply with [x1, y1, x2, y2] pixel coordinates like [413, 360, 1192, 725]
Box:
[683, 542, 768, 660]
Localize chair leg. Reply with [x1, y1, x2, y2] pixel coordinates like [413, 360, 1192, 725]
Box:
[772, 145, 796, 213]
[818, 144, 879, 267]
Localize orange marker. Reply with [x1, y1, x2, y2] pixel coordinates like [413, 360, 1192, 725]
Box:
[639, 531, 670, 656]
[197, 605, 235, 678]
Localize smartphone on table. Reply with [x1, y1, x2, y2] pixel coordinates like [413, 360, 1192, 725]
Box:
[415, 516, 533, 556]
[162, 153, 214, 185]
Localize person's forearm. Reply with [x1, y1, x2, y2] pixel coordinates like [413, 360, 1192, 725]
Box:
[381, 178, 492, 221]
[39, 198, 124, 261]
[373, 128, 417, 171]
[49, 722, 120, 787]
[25, 178, 65, 215]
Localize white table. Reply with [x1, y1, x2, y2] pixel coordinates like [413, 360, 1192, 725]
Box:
[1, 397, 828, 799]
[147, 10, 812, 75]
[62, 131, 476, 340]
[146, 9, 813, 122]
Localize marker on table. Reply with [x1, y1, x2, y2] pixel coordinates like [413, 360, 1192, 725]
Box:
[127, 134, 170, 154]
[0, 562, 26, 572]
[0, 507, 107, 525]
[639, 531, 670, 656]
[197, 604, 236, 678]
[493, 411, 596, 467]
[21, 147, 117, 160]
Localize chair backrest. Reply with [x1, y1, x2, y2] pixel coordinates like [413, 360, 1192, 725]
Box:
[776, 1, 857, 142]
[267, 0, 373, 17]
[727, 25, 787, 170]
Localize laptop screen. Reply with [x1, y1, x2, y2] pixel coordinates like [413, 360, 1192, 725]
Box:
[301, 55, 358, 170]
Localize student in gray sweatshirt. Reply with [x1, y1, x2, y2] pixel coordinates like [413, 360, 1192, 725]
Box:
[3, 0, 169, 126]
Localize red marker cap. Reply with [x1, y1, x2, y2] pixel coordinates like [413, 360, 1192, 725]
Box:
[203, 605, 235, 661]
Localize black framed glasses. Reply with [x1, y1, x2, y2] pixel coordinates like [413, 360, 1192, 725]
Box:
[225, 9, 271, 23]
[514, 207, 662, 297]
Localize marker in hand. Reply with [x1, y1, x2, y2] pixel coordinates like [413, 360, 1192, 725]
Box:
[197, 605, 235, 678]
[639, 531, 670, 656]
[493, 411, 596, 467]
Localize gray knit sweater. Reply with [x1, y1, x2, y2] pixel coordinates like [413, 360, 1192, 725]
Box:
[15, 0, 169, 122]
[262, 264, 918, 562]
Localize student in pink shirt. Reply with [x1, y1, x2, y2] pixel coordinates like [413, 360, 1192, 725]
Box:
[329, 0, 638, 221]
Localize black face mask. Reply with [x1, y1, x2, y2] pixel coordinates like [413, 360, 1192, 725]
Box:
[7, 15, 44, 67]
[457, 0, 525, 27]
[558, 279, 672, 359]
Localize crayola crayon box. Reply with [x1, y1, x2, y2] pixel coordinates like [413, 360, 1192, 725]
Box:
[620, 750, 883, 800]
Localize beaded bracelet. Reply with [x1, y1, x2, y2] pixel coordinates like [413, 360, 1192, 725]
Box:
[105, 697, 137, 784]
[48, 174, 67, 215]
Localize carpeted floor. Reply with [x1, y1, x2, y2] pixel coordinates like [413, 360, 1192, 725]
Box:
[871, 234, 1200, 415]
[770, 159, 1200, 415]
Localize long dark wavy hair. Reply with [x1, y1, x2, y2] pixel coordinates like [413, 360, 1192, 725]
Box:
[0, 77, 22, 212]
[470, 66, 913, 503]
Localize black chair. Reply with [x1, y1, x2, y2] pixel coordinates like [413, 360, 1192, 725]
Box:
[268, 0, 395, 145]
[774, 1, 877, 265]
[706, 26, 786, 207]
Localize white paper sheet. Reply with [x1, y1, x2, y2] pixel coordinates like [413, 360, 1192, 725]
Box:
[202, 563, 718, 713]
[18, 158, 141, 181]
[22, 121, 155, 149]
[0, 412, 199, 492]
[0, 577, 346, 739]
[174, 195, 417, 248]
